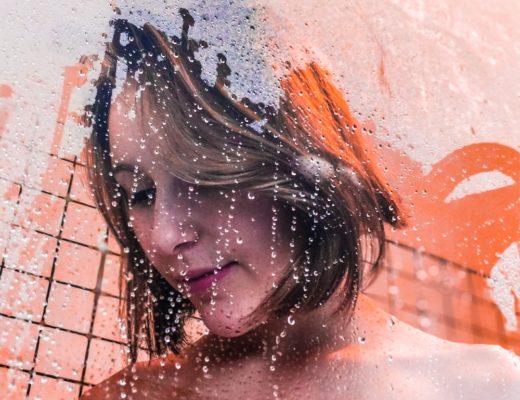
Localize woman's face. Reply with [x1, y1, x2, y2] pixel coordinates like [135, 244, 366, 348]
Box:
[108, 82, 301, 336]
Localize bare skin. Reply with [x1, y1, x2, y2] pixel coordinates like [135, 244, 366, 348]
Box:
[81, 294, 520, 400]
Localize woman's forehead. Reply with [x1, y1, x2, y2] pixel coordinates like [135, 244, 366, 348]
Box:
[110, 78, 145, 118]
[109, 82, 163, 169]
[109, 84, 138, 147]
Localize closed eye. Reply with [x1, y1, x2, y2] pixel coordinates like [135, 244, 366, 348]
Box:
[128, 187, 156, 207]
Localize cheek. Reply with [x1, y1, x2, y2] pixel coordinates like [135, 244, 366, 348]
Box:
[238, 212, 298, 275]
[127, 210, 154, 255]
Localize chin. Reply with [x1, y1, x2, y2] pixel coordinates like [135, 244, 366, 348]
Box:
[198, 305, 258, 338]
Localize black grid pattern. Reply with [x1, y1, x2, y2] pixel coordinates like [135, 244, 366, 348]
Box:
[0, 151, 125, 398]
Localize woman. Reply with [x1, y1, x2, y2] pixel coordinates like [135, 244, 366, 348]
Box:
[82, 11, 519, 399]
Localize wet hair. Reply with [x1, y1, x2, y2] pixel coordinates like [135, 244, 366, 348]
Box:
[86, 10, 404, 363]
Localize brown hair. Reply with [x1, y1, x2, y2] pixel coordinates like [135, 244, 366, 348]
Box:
[86, 10, 404, 363]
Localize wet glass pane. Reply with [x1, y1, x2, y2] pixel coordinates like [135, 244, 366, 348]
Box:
[0, 1, 519, 399]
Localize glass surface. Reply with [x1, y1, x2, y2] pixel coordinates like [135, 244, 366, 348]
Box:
[0, 1, 519, 398]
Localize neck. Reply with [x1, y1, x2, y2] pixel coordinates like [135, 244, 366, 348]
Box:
[194, 294, 384, 367]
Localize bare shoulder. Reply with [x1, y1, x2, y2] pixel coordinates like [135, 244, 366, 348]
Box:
[80, 356, 193, 400]
[418, 342, 519, 400]
[370, 316, 520, 399]
[453, 342, 520, 391]
[79, 363, 135, 400]
[403, 325, 520, 398]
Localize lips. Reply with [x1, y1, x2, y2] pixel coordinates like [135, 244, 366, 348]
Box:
[179, 262, 237, 295]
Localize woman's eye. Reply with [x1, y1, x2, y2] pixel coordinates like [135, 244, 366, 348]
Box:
[128, 187, 156, 207]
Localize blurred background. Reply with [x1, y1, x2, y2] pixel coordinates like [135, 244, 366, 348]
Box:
[0, 0, 519, 398]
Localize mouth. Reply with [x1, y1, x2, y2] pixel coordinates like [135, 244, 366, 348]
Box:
[180, 262, 237, 295]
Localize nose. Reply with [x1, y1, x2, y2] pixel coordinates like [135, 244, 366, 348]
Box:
[149, 198, 200, 258]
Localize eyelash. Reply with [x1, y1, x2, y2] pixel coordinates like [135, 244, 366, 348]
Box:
[128, 187, 156, 207]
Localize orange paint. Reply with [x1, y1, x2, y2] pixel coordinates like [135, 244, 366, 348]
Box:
[0, 84, 14, 139]
[367, 136, 520, 342]
[0, 84, 13, 98]
[378, 58, 392, 97]
[51, 56, 96, 155]
[377, 141, 519, 277]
